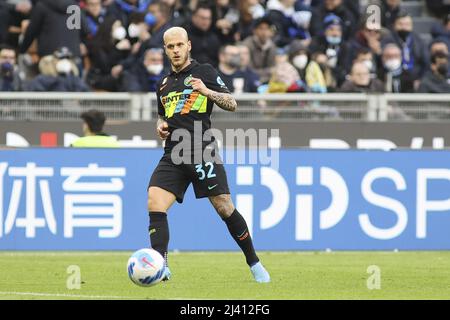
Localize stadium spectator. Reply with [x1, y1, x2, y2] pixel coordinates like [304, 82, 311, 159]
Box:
[305, 52, 337, 93]
[430, 13, 450, 51]
[0, 44, 22, 91]
[161, 0, 191, 27]
[418, 51, 450, 93]
[71, 109, 120, 148]
[309, 14, 352, 86]
[213, 0, 240, 45]
[351, 18, 383, 64]
[288, 39, 309, 79]
[429, 39, 450, 81]
[218, 44, 258, 93]
[120, 47, 165, 92]
[86, 17, 131, 91]
[143, 1, 173, 49]
[353, 48, 378, 79]
[266, 0, 312, 48]
[236, 43, 260, 88]
[184, 3, 221, 67]
[19, 0, 88, 62]
[0, 0, 32, 46]
[309, 0, 357, 41]
[106, 0, 152, 28]
[381, 12, 429, 83]
[84, 0, 108, 38]
[26, 47, 90, 92]
[340, 61, 384, 93]
[381, 0, 401, 30]
[242, 16, 277, 84]
[265, 49, 303, 93]
[234, 0, 265, 42]
[378, 43, 414, 93]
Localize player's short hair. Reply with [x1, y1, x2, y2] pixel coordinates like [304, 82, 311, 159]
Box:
[81, 109, 106, 134]
[193, 2, 212, 15]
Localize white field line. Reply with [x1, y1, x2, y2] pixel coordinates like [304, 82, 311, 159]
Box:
[0, 291, 211, 300]
[0, 291, 134, 299]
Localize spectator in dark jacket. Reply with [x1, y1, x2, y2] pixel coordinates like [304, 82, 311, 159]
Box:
[309, 0, 357, 40]
[183, 3, 221, 67]
[0, 0, 32, 45]
[430, 39, 450, 81]
[340, 61, 384, 93]
[84, 0, 108, 38]
[381, 12, 429, 83]
[141, 1, 173, 50]
[350, 19, 383, 67]
[266, 0, 312, 48]
[431, 13, 450, 51]
[19, 0, 88, 59]
[86, 16, 131, 91]
[218, 44, 259, 93]
[26, 47, 89, 91]
[237, 43, 260, 90]
[381, 0, 401, 30]
[309, 14, 352, 86]
[418, 51, 450, 93]
[106, 0, 151, 28]
[0, 44, 22, 91]
[378, 43, 414, 93]
[120, 47, 165, 92]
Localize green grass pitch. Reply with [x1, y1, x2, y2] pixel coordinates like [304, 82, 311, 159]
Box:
[0, 251, 449, 300]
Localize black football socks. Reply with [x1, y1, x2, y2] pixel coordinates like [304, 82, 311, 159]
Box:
[149, 212, 169, 265]
[223, 209, 259, 266]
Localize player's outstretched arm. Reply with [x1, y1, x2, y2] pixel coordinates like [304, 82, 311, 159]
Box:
[190, 77, 237, 112]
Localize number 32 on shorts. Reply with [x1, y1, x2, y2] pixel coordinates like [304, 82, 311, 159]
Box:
[195, 162, 217, 181]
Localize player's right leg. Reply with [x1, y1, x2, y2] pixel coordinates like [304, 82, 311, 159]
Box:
[147, 154, 191, 281]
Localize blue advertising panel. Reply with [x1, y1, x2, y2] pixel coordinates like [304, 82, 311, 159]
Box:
[0, 149, 449, 250]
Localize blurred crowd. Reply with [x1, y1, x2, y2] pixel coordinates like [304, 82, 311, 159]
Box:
[0, 0, 449, 94]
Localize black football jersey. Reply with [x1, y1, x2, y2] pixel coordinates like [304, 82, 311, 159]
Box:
[157, 60, 230, 152]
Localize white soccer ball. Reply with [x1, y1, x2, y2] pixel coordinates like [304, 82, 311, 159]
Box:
[127, 248, 166, 287]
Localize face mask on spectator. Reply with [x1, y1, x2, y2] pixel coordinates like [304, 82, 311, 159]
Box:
[147, 64, 163, 75]
[128, 24, 141, 38]
[293, 54, 308, 69]
[384, 59, 402, 71]
[56, 59, 73, 75]
[397, 30, 410, 41]
[228, 55, 241, 69]
[437, 63, 449, 77]
[112, 26, 127, 40]
[362, 60, 374, 71]
[326, 36, 341, 45]
[0, 62, 14, 79]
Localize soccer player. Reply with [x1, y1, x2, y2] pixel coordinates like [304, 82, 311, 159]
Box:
[147, 26, 270, 283]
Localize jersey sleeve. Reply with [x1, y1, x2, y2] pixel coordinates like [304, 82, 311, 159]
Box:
[201, 64, 231, 94]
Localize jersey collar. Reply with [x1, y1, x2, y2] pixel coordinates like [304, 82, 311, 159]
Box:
[170, 59, 198, 76]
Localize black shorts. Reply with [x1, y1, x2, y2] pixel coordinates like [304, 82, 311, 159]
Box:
[148, 153, 230, 203]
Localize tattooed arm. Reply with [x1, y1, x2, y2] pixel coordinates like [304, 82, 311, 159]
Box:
[189, 77, 237, 112]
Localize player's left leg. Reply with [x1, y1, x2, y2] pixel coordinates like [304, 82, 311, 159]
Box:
[209, 194, 271, 283]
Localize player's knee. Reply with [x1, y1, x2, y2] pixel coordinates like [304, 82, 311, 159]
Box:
[211, 195, 234, 218]
[147, 187, 170, 212]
